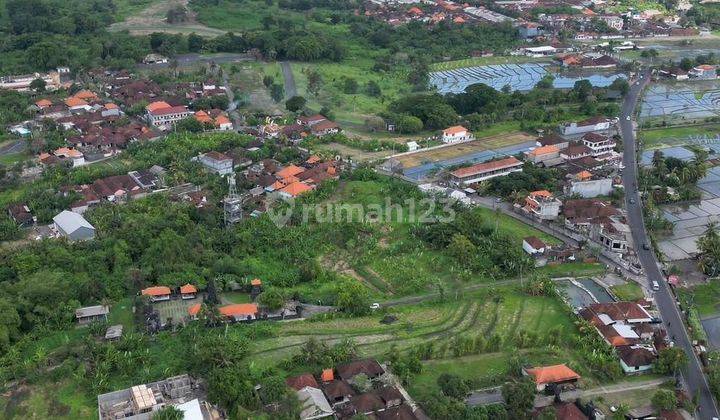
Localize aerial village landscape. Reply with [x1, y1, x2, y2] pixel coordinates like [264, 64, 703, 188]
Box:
[3, 0, 720, 419]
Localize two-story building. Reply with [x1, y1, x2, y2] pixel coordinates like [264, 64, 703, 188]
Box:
[198, 151, 234, 176]
[581, 133, 617, 156]
[449, 156, 523, 186]
[523, 190, 562, 220]
[146, 101, 193, 130]
[441, 125, 471, 143]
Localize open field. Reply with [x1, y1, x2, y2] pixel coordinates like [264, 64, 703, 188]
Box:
[677, 280, 720, 317]
[639, 124, 720, 149]
[394, 132, 534, 168]
[109, 0, 226, 36]
[250, 289, 582, 382]
[224, 61, 283, 115]
[609, 282, 645, 301]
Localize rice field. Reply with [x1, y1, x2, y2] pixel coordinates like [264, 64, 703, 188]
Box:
[249, 290, 577, 367]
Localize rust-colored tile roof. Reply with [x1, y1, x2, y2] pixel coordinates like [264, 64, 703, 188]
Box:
[142, 286, 171, 296]
[188, 303, 201, 316]
[279, 181, 313, 197]
[180, 284, 197, 294]
[146, 101, 171, 112]
[250, 278, 262, 286]
[286, 373, 319, 391]
[525, 364, 580, 385]
[442, 125, 467, 135]
[219, 303, 258, 317]
[276, 165, 306, 179]
[65, 97, 88, 108]
[321, 368, 334, 382]
[450, 156, 522, 178]
[528, 145, 559, 156]
[36, 99, 52, 107]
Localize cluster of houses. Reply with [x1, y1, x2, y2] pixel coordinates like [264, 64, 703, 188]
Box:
[659, 64, 719, 81]
[286, 358, 425, 419]
[258, 114, 341, 140]
[580, 301, 667, 375]
[512, 1, 702, 41]
[362, 0, 705, 41]
[363, 0, 514, 27]
[97, 374, 223, 420]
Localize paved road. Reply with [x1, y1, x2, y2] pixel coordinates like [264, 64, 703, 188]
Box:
[280, 61, 297, 99]
[621, 71, 720, 419]
[467, 376, 669, 408]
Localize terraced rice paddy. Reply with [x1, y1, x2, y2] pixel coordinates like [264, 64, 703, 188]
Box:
[430, 63, 627, 93]
[250, 293, 575, 365]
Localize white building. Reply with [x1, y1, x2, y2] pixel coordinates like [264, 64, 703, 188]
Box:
[560, 116, 612, 136]
[53, 210, 95, 241]
[146, 101, 193, 130]
[441, 125, 471, 143]
[566, 177, 614, 198]
[523, 236, 548, 255]
[523, 190, 562, 220]
[582, 133, 617, 156]
[198, 151, 234, 175]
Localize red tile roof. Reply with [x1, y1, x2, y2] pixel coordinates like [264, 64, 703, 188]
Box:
[219, 303, 258, 318]
[525, 364, 580, 385]
[142, 286, 171, 296]
[286, 373, 319, 391]
[180, 284, 197, 294]
[450, 156, 522, 178]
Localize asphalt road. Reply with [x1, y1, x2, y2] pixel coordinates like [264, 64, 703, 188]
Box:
[621, 71, 719, 419]
[0, 140, 26, 156]
[280, 61, 297, 99]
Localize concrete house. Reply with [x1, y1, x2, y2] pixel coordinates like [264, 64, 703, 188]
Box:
[560, 116, 612, 136]
[198, 151, 234, 175]
[581, 133, 616, 156]
[523, 236, 548, 255]
[449, 156, 523, 186]
[141, 286, 172, 302]
[441, 125, 471, 143]
[53, 210, 96, 241]
[523, 190, 562, 220]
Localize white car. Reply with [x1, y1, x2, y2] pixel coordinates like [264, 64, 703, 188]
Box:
[370, 303, 380, 310]
[626, 116, 631, 121]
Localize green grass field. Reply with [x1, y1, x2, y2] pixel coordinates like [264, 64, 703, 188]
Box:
[610, 282, 645, 301]
[112, 0, 157, 21]
[640, 124, 720, 149]
[677, 279, 720, 317]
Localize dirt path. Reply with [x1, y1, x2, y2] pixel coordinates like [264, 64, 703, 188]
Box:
[109, 0, 226, 37]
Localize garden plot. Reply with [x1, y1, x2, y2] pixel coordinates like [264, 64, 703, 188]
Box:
[430, 63, 626, 93]
[640, 83, 720, 123]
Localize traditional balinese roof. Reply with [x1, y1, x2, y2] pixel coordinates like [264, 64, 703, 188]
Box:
[286, 373, 319, 391]
[442, 125, 467, 135]
[219, 303, 258, 318]
[525, 364, 580, 385]
[142, 286, 171, 296]
[180, 284, 197, 294]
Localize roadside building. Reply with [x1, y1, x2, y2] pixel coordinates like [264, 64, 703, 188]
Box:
[560, 116, 612, 136]
[689, 64, 717, 79]
[523, 190, 562, 220]
[523, 236, 548, 255]
[617, 345, 656, 374]
[53, 210, 96, 241]
[581, 133, 617, 156]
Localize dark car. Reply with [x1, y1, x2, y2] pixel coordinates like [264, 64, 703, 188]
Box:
[642, 243, 651, 250]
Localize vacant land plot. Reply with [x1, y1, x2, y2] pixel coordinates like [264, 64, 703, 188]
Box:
[251, 290, 580, 379]
[225, 62, 283, 115]
[109, 0, 226, 36]
[394, 132, 534, 169]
